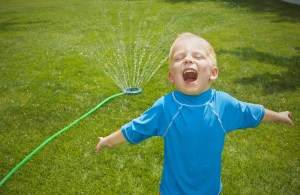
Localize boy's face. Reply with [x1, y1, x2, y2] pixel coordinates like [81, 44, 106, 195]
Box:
[168, 37, 218, 95]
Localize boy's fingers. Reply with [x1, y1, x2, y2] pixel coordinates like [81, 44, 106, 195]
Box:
[95, 137, 103, 152]
[286, 112, 294, 126]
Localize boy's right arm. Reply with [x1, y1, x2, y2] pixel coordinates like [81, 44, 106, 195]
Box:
[95, 129, 126, 152]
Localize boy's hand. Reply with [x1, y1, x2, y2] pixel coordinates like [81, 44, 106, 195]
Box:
[95, 130, 126, 152]
[95, 137, 113, 152]
[279, 111, 294, 126]
[263, 109, 294, 126]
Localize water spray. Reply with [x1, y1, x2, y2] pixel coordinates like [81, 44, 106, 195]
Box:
[0, 90, 141, 187]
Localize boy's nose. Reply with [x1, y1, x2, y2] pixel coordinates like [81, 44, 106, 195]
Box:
[184, 56, 193, 64]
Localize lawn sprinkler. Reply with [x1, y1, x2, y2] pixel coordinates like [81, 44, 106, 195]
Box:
[123, 87, 142, 95]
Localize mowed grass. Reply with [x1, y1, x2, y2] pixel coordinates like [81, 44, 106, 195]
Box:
[0, 0, 299, 194]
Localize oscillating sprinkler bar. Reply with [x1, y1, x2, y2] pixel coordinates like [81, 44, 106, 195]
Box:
[123, 87, 142, 95]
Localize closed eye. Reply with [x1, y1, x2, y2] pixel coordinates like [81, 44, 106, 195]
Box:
[194, 55, 204, 60]
[174, 55, 185, 62]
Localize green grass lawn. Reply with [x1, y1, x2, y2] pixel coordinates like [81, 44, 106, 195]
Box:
[1, 0, 299, 194]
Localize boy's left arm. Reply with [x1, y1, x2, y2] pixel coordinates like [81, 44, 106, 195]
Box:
[263, 109, 294, 126]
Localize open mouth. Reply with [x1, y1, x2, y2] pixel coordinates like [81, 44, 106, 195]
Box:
[183, 68, 198, 83]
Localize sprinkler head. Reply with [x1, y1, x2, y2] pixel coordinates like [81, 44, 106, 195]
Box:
[123, 87, 142, 95]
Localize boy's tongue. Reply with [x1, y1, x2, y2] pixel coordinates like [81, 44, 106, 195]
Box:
[183, 69, 197, 83]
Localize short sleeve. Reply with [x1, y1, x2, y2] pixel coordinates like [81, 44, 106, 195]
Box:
[217, 92, 265, 132]
[121, 97, 164, 144]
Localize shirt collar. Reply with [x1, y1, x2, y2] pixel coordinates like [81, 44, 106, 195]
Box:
[172, 88, 213, 107]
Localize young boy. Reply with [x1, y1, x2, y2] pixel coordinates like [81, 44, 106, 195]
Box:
[95, 32, 293, 194]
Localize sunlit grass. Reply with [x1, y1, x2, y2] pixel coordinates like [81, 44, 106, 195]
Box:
[0, 0, 299, 194]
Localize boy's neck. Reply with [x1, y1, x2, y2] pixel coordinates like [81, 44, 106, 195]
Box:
[173, 88, 213, 106]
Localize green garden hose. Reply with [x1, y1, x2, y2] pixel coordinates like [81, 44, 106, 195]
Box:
[0, 92, 124, 187]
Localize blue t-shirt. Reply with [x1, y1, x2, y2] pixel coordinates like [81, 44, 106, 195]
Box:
[121, 89, 265, 195]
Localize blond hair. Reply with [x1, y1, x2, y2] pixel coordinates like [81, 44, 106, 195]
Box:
[169, 32, 217, 67]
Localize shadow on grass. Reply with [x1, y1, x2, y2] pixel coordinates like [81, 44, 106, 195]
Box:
[0, 18, 50, 32]
[218, 47, 300, 94]
[164, 0, 300, 23]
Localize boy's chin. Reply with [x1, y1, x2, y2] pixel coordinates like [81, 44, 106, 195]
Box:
[177, 87, 204, 96]
[175, 80, 210, 95]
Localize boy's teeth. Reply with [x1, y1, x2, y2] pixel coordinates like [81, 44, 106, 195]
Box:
[183, 69, 197, 74]
[183, 69, 198, 82]
[183, 69, 196, 74]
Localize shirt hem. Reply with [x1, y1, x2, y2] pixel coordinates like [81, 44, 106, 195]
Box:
[121, 128, 137, 144]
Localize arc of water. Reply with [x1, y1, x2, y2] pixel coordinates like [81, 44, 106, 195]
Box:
[95, 0, 178, 91]
[131, 7, 176, 88]
[96, 2, 129, 90]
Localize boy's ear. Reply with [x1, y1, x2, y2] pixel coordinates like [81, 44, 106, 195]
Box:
[210, 67, 218, 81]
[168, 72, 175, 84]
